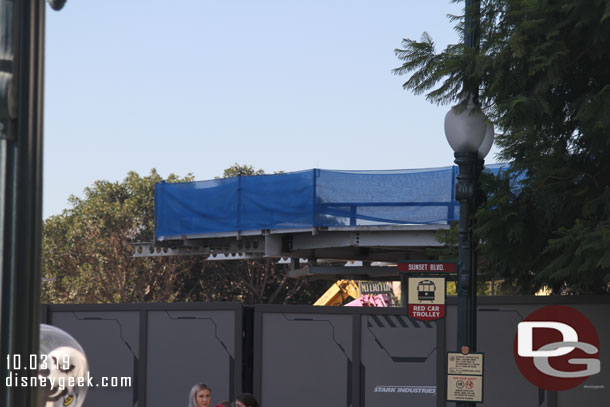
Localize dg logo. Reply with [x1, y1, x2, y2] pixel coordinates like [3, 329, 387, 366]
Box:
[513, 305, 601, 391]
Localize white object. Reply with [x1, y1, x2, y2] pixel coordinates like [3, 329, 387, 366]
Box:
[517, 321, 577, 357]
[444, 100, 489, 153]
[39, 324, 89, 407]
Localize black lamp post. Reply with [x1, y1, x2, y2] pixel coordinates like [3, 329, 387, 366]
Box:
[444, 100, 493, 407]
[444, 0, 493, 393]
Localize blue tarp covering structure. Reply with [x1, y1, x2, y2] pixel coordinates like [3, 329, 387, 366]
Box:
[155, 165, 507, 240]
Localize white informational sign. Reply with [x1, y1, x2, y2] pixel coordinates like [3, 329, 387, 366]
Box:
[447, 375, 483, 402]
[446, 351, 484, 403]
[447, 352, 484, 375]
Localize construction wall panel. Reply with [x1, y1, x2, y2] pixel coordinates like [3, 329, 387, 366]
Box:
[258, 312, 353, 407]
[50, 311, 139, 407]
[360, 314, 437, 407]
[146, 309, 238, 407]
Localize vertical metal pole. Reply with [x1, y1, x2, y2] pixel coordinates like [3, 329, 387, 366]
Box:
[464, 0, 481, 374]
[0, 1, 17, 405]
[464, 0, 481, 100]
[459, 0, 482, 401]
[472, 158, 484, 346]
[0, 1, 45, 407]
[454, 151, 477, 407]
[464, 0, 480, 49]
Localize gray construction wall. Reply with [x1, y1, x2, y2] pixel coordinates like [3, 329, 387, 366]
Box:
[253, 297, 609, 407]
[253, 306, 439, 407]
[50, 310, 139, 407]
[44, 297, 610, 407]
[360, 313, 437, 407]
[146, 309, 238, 407]
[256, 312, 353, 407]
[45, 303, 242, 407]
[443, 299, 610, 407]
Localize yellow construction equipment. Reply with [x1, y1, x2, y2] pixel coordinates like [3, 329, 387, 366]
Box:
[314, 280, 361, 306]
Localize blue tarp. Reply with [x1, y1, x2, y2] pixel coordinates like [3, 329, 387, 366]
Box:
[155, 165, 508, 240]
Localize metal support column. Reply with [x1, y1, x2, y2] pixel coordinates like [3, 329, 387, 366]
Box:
[455, 2, 481, 405]
[0, 1, 46, 406]
[454, 151, 477, 407]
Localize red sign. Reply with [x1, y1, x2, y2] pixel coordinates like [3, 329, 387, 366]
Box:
[513, 305, 600, 391]
[408, 304, 445, 321]
[398, 261, 457, 273]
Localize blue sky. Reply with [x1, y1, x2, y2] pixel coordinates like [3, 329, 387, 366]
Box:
[44, 0, 499, 218]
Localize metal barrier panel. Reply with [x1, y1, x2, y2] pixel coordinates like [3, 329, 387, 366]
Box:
[360, 314, 437, 407]
[47, 303, 243, 407]
[45, 297, 609, 407]
[146, 309, 240, 407]
[556, 304, 609, 406]
[469, 304, 542, 407]
[253, 306, 442, 407]
[256, 311, 353, 407]
[445, 298, 610, 407]
[49, 310, 140, 407]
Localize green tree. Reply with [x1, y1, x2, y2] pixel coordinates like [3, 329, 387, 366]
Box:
[395, 0, 610, 294]
[42, 170, 204, 303]
[220, 163, 265, 178]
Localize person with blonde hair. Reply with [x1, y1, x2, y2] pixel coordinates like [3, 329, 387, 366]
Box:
[188, 383, 212, 407]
